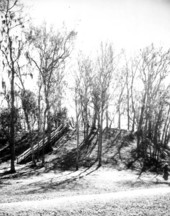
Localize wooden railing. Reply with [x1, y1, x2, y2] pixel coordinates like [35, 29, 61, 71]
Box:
[17, 124, 68, 164]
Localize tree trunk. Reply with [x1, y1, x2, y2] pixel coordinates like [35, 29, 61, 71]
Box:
[162, 105, 170, 146]
[84, 104, 89, 139]
[10, 68, 16, 173]
[130, 69, 136, 132]
[105, 103, 109, 138]
[47, 108, 52, 149]
[132, 113, 135, 132]
[126, 68, 130, 130]
[98, 109, 103, 167]
[137, 93, 146, 154]
[118, 107, 121, 129]
[37, 86, 41, 161]
[27, 117, 36, 166]
[91, 109, 97, 132]
[127, 90, 130, 130]
[41, 109, 47, 166]
[83, 104, 88, 139]
[76, 116, 80, 171]
[22, 99, 36, 166]
[75, 90, 80, 170]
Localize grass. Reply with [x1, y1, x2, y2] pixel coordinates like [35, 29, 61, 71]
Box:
[0, 129, 170, 215]
[0, 190, 170, 215]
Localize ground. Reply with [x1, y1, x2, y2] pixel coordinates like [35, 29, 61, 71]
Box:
[0, 129, 170, 215]
[0, 162, 170, 215]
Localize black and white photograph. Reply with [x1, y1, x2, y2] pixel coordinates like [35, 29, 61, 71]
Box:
[0, 0, 170, 215]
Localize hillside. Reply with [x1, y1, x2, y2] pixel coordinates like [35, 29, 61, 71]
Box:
[0, 127, 170, 215]
[0, 126, 169, 177]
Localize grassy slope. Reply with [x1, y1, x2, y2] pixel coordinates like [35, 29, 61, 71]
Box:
[0, 129, 170, 215]
[0, 184, 170, 215]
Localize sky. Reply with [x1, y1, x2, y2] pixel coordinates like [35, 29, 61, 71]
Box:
[21, 0, 170, 122]
[24, 0, 170, 56]
[1, 0, 170, 122]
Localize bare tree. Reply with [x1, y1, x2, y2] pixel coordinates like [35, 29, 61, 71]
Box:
[0, 0, 25, 173]
[122, 57, 139, 131]
[93, 42, 114, 167]
[74, 76, 81, 170]
[26, 24, 76, 165]
[135, 45, 170, 163]
[77, 55, 93, 139]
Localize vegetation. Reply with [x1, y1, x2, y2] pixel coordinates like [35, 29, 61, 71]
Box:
[0, 0, 170, 179]
[0, 2, 170, 215]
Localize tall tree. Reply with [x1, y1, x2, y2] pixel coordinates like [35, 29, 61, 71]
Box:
[20, 89, 37, 165]
[135, 45, 170, 161]
[93, 43, 114, 167]
[77, 55, 93, 139]
[26, 24, 76, 165]
[0, 0, 25, 173]
[74, 76, 81, 170]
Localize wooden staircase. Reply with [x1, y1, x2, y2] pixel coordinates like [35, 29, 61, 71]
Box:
[17, 124, 69, 164]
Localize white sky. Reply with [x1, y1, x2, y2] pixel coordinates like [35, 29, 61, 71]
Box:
[22, 0, 170, 122]
[23, 0, 170, 56]
[1, 0, 170, 122]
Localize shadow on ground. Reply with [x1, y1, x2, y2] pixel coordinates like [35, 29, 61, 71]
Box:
[27, 164, 98, 193]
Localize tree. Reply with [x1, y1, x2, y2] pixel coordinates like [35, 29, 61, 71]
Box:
[115, 70, 126, 129]
[74, 76, 81, 170]
[120, 57, 139, 131]
[26, 24, 76, 165]
[93, 43, 114, 167]
[20, 89, 37, 166]
[127, 58, 139, 132]
[77, 55, 93, 139]
[0, 0, 25, 173]
[134, 45, 170, 166]
[0, 107, 21, 142]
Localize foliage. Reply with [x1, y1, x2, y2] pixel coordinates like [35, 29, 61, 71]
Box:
[20, 89, 38, 125]
[51, 107, 68, 128]
[0, 0, 170, 175]
[0, 107, 21, 139]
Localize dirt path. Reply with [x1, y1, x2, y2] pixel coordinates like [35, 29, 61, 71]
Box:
[0, 187, 170, 215]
